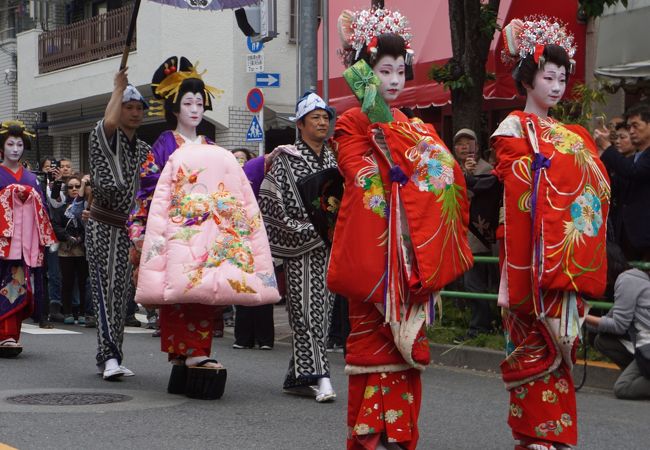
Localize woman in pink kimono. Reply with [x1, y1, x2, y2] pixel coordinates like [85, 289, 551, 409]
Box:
[0, 121, 57, 357]
[129, 57, 279, 399]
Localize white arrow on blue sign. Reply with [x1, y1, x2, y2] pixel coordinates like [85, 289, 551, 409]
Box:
[247, 36, 264, 54]
[255, 73, 280, 88]
[246, 115, 264, 142]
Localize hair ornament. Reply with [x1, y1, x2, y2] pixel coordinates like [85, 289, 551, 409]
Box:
[501, 16, 576, 68]
[0, 120, 35, 138]
[367, 36, 379, 64]
[149, 60, 223, 118]
[337, 7, 413, 67]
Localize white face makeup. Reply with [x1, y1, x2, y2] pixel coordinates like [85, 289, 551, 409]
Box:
[527, 62, 567, 112]
[373, 55, 406, 103]
[175, 92, 205, 130]
[3, 136, 24, 163]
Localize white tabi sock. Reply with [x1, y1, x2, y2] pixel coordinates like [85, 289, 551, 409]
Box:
[317, 377, 334, 394]
[104, 358, 119, 372]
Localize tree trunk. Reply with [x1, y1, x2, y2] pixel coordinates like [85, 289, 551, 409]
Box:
[447, 0, 500, 150]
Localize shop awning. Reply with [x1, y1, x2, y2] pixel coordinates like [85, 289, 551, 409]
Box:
[318, 0, 586, 112]
[595, 3, 650, 80]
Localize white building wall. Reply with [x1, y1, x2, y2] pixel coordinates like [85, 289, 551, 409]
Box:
[214, 106, 257, 153]
[16, 0, 300, 161]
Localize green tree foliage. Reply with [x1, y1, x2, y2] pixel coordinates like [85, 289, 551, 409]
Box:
[428, 0, 501, 147]
[551, 82, 609, 128]
[578, 0, 628, 18]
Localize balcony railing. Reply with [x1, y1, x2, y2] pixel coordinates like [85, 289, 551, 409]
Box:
[38, 5, 135, 74]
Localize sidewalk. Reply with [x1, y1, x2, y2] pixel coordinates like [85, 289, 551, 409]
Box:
[237, 305, 620, 391]
[429, 343, 620, 391]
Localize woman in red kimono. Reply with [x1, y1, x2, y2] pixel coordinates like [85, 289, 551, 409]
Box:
[491, 18, 610, 450]
[0, 121, 57, 357]
[329, 8, 472, 449]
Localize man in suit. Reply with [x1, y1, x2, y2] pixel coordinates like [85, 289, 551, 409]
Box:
[596, 103, 650, 261]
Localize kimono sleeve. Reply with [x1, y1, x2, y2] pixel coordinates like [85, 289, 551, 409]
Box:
[128, 133, 173, 241]
[89, 121, 117, 192]
[491, 115, 525, 181]
[258, 157, 322, 259]
[333, 108, 374, 180]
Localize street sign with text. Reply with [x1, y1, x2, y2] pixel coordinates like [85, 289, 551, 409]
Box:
[246, 53, 264, 73]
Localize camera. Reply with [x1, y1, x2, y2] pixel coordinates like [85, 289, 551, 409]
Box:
[47, 160, 59, 182]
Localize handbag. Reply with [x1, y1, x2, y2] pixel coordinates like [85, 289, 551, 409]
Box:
[296, 168, 344, 247]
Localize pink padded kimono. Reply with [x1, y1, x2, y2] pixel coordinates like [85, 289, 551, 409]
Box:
[135, 143, 280, 307]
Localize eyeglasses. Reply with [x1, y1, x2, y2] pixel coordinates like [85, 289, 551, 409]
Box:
[67, 184, 81, 189]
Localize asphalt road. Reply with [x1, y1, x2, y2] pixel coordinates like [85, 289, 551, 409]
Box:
[0, 311, 647, 450]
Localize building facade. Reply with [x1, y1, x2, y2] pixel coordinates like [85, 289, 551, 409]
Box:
[15, 0, 300, 171]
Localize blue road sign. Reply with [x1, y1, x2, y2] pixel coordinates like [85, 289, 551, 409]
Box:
[255, 73, 281, 88]
[247, 37, 264, 53]
[246, 116, 264, 142]
[246, 88, 264, 113]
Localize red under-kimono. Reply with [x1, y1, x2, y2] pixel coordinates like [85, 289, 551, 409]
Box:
[330, 108, 472, 449]
[492, 111, 610, 446]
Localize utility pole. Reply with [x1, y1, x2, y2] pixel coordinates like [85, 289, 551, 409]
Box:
[298, 0, 319, 94]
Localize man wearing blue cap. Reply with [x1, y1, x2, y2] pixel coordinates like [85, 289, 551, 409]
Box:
[259, 92, 338, 402]
[86, 68, 150, 380]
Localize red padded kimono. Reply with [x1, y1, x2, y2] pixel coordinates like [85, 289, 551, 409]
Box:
[492, 111, 610, 446]
[330, 108, 472, 449]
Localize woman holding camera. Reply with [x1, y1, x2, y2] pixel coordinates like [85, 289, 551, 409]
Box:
[50, 173, 90, 326]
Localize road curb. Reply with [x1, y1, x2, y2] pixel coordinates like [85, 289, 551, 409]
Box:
[429, 343, 621, 391]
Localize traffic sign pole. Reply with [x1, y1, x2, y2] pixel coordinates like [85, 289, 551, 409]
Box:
[258, 103, 264, 156]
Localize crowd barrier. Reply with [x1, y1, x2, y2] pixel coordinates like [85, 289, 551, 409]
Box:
[439, 256, 650, 311]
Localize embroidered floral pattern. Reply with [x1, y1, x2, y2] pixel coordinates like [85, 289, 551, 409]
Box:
[384, 409, 403, 424]
[364, 386, 379, 399]
[514, 386, 528, 399]
[569, 188, 602, 238]
[207, 234, 255, 273]
[410, 139, 455, 193]
[406, 137, 464, 224]
[534, 420, 563, 438]
[560, 413, 572, 427]
[139, 152, 160, 178]
[555, 379, 569, 394]
[351, 372, 416, 443]
[168, 164, 259, 291]
[510, 403, 523, 418]
[353, 423, 374, 435]
[542, 390, 558, 404]
[356, 155, 387, 218]
[171, 228, 201, 242]
[363, 175, 387, 217]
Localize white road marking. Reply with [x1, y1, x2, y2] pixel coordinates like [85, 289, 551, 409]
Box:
[21, 323, 81, 335]
[124, 327, 154, 334]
